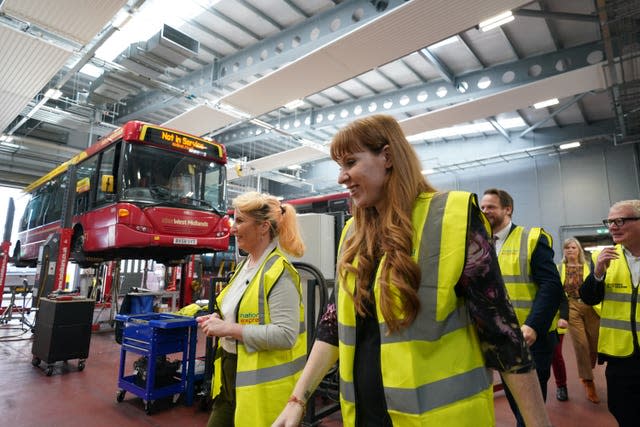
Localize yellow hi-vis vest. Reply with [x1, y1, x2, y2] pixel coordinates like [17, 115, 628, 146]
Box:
[212, 248, 307, 426]
[498, 226, 559, 332]
[557, 262, 592, 333]
[591, 246, 639, 357]
[337, 191, 494, 427]
[558, 262, 601, 316]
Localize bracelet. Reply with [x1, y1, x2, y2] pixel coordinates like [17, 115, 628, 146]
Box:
[287, 395, 306, 413]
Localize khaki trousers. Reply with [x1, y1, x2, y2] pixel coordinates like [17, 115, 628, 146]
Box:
[567, 298, 600, 380]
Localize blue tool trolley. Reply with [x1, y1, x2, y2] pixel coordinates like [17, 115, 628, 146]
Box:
[115, 313, 197, 414]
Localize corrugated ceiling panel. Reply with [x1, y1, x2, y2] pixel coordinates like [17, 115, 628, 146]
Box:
[221, 0, 531, 117]
[0, 27, 72, 132]
[228, 145, 328, 180]
[2, 0, 126, 45]
[162, 104, 238, 136]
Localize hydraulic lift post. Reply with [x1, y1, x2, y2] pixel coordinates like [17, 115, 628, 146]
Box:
[0, 198, 15, 298]
[33, 165, 77, 302]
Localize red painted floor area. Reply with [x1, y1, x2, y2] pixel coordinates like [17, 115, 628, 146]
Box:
[0, 313, 617, 427]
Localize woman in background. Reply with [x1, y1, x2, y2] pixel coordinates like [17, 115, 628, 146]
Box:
[198, 191, 306, 426]
[559, 237, 600, 403]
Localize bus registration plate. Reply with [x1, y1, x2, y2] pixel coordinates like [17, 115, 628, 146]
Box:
[173, 238, 197, 245]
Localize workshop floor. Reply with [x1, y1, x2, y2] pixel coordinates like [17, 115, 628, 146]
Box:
[0, 311, 616, 427]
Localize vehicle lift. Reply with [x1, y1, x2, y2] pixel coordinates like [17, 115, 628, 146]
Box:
[0, 197, 31, 327]
[0, 197, 15, 301]
[32, 165, 77, 303]
[30, 165, 95, 375]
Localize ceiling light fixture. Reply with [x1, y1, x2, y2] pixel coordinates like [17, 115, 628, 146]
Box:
[0, 135, 19, 148]
[533, 98, 559, 109]
[284, 99, 305, 110]
[215, 103, 252, 120]
[421, 168, 435, 175]
[479, 11, 514, 32]
[250, 118, 275, 130]
[407, 117, 526, 142]
[559, 141, 581, 150]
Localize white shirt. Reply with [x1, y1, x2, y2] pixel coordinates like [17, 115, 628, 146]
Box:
[623, 247, 640, 288]
[493, 221, 513, 255]
[220, 241, 277, 353]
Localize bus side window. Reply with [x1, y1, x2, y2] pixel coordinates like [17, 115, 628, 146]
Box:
[76, 156, 98, 213]
[19, 197, 32, 232]
[44, 178, 62, 224]
[26, 194, 43, 229]
[96, 145, 117, 206]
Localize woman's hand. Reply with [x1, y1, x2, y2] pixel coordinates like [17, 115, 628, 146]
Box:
[595, 247, 619, 278]
[557, 318, 568, 329]
[271, 401, 305, 427]
[197, 313, 231, 338]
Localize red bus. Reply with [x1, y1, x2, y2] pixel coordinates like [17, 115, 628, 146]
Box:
[14, 121, 230, 268]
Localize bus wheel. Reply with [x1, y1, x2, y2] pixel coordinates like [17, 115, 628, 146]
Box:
[71, 233, 90, 267]
[12, 243, 25, 267]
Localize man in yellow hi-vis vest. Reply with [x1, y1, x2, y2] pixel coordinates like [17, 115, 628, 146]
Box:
[481, 188, 563, 427]
[580, 199, 640, 427]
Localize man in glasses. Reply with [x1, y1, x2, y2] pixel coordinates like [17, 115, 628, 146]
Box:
[580, 199, 640, 427]
[480, 188, 563, 427]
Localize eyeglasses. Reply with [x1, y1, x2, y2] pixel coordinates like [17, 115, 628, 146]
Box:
[602, 217, 640, 228]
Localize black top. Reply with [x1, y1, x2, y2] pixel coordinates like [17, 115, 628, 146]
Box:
[353, 294, 392, 426]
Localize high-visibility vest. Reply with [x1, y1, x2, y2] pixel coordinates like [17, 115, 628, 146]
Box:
[558, 262, 601, 316]
[557, 262, 591, 332]
[212, 247, 306, 426]
[591, 246, 639, 357]
[498, 226, 559, 332]
[337, 191, 494, 427]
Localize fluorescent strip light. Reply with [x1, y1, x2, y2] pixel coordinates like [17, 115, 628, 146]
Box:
[584, 245, 612, 252]
[559, 141, 581, 150]
[479, 11, 514, 32]
[216, 103, 252, 120]
[407, 117, 526, 142]
[284, 99, 305, 110]
[421, 168, 435, 175]
[533, 98, 559, 109]
[250, 118, 275, 130]
[1, 141, 19, 149]
[45, 88, 63, 100]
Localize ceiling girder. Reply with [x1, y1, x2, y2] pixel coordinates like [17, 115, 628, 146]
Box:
[218, 41, 603, 148]
[117, 0, 406, 121]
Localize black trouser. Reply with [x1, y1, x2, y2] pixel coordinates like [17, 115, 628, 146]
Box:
[207, 350, 237, 427]
[605, 354, 640, 427]
[502, 331, 557, 427]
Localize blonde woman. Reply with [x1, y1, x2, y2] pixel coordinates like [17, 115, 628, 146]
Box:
[559, 237, 600, 403]
[198, 191, 306, 427]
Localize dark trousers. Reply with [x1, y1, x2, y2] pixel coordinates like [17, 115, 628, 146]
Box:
[605, 354, 640, 427]
[207, 350, 238, 427]
[502, 331, 557, 427]
[551, 333, 567, 387]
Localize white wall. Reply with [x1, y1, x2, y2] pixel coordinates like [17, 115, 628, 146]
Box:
[428, 140, 640, 261]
